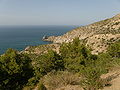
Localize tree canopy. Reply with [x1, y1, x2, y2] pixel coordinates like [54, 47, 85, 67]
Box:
[0, 49, 33, 90]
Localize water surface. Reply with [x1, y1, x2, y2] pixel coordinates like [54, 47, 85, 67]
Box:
[0, 25, 75, 54]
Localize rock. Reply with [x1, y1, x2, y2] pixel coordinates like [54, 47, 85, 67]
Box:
[25, 46, 31, 51]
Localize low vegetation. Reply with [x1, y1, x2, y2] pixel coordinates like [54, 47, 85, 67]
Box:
[42, 71, 80, 90]
[0, 38, 120, 90]
[0, 49, 33, 90]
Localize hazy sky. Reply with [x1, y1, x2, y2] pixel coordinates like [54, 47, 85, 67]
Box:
[0, 0, 120, 25]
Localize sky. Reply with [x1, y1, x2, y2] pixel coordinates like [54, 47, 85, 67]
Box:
[0, 0, 120, 25]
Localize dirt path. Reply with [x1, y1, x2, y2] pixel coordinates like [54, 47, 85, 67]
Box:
[102, 68, 120, 90]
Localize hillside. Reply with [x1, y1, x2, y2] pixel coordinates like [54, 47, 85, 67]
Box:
[2, 0, 120, 90]
[44, 14, 120, 54]
[19, 14, 120, 90]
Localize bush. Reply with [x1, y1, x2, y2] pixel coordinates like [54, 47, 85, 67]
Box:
[97, 41, 120, 70]
[0, 49, 33, 90]
[60, 38, 91, 59]
[60, 38, 96, 73]
[1, 38, 120, 90]
[42, 71, 80, 90]
[80, 64, 104, 90]
[27, 77, 38, 86]
[107, 41, 120, 58]
[33, 50, 64, 79]
[63, 57, 85, 72]
[37, 81, 47, 90]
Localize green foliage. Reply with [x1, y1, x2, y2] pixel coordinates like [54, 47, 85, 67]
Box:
[28, 39, 120, 90]
[63, 57, 84, 72]
[107, 41, 120, 58]
[80, 60, 104, 90]
[60, 38, 95, 72]
[60, 38, 107, 89]
[33, 50, 64, 78]
[79, 41, 120, 89]
[0, 49, 33, 90]
[96, 41, 120, 70]
[97, 53, 112, 70]
[37, 81, 47, 90]
[27, 77, 38, 86]
[60, 38, 91, 59]
[1, 37, 120, 90]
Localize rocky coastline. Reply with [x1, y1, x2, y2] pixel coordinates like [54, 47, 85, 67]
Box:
[42, 14, 120, 54]
[22, 14, 120, 55]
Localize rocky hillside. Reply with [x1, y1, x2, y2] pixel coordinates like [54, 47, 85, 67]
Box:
[21, 14, 120, 90]
[44, 14, 120, 54]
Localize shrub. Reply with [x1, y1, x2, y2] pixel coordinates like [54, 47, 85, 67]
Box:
[42, 71, 80, 90]
[0, 48, 33, 90]
[33, 50, 64, 78]
[63, 57, 85, 72]
[107, 41, 120, 58]
[60, 38, 92, 72]
[37, 81, 47, 90]
[60, 38, 91, 59]
[27, 77, 38, 86]
[80, 61, 104, 90]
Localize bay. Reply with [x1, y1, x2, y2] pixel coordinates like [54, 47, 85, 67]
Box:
[0, 25, 75, 54]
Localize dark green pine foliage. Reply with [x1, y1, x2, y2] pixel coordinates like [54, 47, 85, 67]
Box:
[107, 41, 120, 58]
[33, 50, 64, 78]
[60, 38, 94, 72]
[60, 38, 104, 90]
[0, 48, 33, 90]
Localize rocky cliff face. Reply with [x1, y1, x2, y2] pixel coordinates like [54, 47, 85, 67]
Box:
[44, 14, 120, 54]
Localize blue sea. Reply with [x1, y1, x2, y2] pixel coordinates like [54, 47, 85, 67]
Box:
[0, 25, 75, 54]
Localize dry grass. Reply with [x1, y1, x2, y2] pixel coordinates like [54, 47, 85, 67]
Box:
[42, 71, 80, 90]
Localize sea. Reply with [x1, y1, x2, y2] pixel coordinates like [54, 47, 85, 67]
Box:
[0, 25, 76, 54]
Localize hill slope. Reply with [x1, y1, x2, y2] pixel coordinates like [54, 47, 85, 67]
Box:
[44, 14, 120, 54]
[22, 13, 120, 90]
